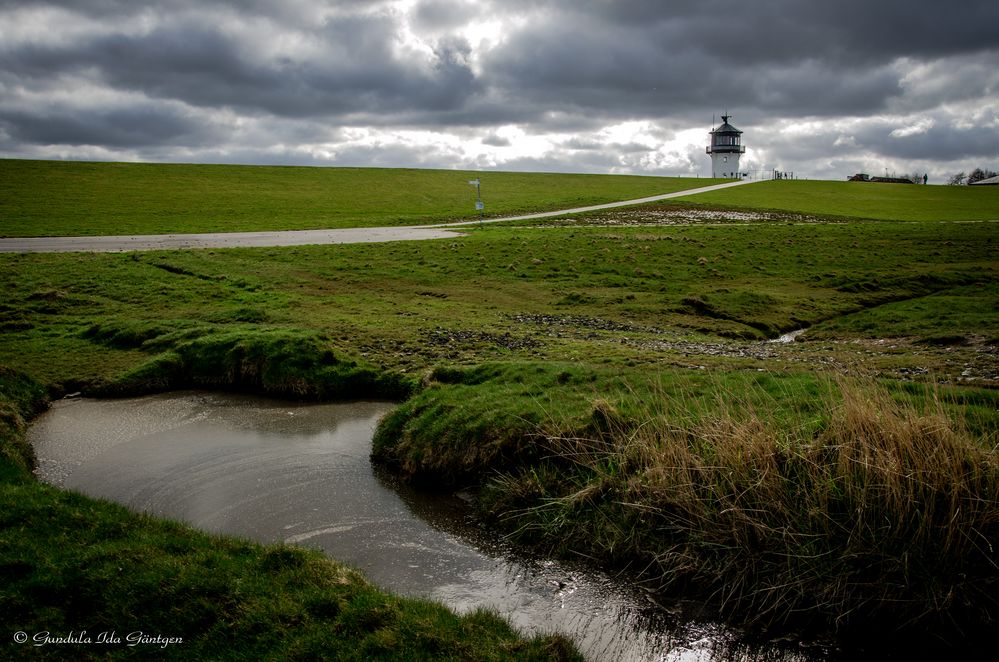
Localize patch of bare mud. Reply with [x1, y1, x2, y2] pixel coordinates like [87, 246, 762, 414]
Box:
[535, 206, 826, 227]
[507, 314, 998, 386]
[510, 312, 806, 360]
[422, 327, 542, 352]
[509, 313, 661, 334]
[836, 336, 999, 384]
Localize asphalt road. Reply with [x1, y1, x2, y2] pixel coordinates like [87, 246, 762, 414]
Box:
[436, 179, 753, 226]
[0, 179, 754, 253]
[0, 226, 466, 253]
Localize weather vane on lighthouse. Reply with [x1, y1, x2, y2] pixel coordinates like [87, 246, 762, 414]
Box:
[706, 113, 745, 179]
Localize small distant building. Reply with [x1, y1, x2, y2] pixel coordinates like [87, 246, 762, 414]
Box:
[706, 114, 745, 179]
[870, 176, 914, 184]
[970, 174, 999, 185]
[848, 173, 913, 184]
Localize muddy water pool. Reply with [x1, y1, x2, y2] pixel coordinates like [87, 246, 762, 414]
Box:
[29, 392, 821, 661]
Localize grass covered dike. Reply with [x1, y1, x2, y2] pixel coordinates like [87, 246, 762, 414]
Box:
[678, 178, 999, 222]
[0, 159, 724, 237]
[2, 160, 998, 657]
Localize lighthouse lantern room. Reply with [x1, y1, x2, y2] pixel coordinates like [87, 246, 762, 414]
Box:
[706, 114, 745, 178]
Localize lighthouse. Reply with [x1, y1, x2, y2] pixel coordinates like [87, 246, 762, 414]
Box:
[706, 114, 745, 178]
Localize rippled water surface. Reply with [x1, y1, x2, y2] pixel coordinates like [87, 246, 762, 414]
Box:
[30, 392, 820, 661]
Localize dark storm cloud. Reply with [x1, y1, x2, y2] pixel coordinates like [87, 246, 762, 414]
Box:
[481, 0, 998, 122]
[543, 0, 998, 61]
[0, 0, 118, 11]
[563, 138, 604, 151]
[481, 133, 511, 147]
[0, 104, 210, 147]
[860, 121, 999, 161]
[1, 13, 478, 119]
[562, 137, 653, 154]
[754, 114, 999, 165]
[0, 0, 996, 175]
[5, 1, 995, 124]
[499, 151, 625, 175]
[323, 140, 464, 169]
[412, 0, 479, 32]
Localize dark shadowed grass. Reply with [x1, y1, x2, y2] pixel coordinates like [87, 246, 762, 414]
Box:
[375, 369, 999, 651]
[0, 367, 47, 481]
[535, 379, 997, 634]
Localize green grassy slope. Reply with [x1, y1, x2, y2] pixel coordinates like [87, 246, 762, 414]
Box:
[678, 179, 999, 221]
[0, 159, 722, 237]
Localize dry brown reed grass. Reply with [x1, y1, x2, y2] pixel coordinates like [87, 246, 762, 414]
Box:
[494, 377, 998, 638]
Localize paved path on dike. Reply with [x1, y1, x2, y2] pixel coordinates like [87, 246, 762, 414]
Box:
[0, 179, 755, 253]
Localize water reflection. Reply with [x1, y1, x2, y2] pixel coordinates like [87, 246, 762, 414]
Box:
[29, 392, 821, 661]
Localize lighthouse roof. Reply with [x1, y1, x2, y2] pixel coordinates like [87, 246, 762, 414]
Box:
[712, 115, 742, 135]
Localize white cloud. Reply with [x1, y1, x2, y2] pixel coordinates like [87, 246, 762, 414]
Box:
[891, 117, 935, 138]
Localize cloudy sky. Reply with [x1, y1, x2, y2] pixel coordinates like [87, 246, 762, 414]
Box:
[1, 0, 997, 181]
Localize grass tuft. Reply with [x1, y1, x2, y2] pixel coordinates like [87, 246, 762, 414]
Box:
[98, 328, 416, 400]
[0, 367, 48, 478]
[483, 377, 998, 646]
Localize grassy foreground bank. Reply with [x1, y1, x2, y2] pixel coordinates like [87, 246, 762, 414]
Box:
[2, 160, 997, 656]
[0, 366, 581, 661]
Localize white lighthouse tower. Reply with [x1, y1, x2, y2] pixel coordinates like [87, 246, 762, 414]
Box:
[706, 114, 745, 178]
